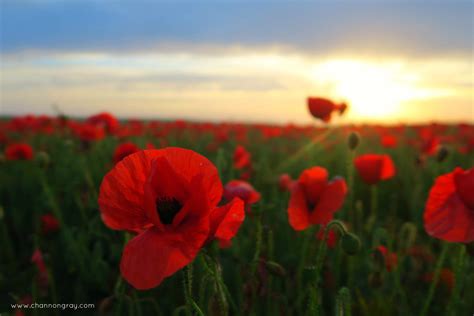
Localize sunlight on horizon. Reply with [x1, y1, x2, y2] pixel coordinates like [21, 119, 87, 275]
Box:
[310, 59, 456, 122]
[1, 52, 472, 124]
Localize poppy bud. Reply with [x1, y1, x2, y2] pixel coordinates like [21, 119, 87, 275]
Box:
[35, 151, 50, 168]
[0, 153, 5, 164]
[0, 206, 4, 220]
[436, 146, 449, 162]
[265, 261, 286, 277]
[347, 132, 360, 150]
[341, 232, 361, 255]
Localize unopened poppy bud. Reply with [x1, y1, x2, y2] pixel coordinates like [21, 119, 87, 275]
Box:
[0, 206, 4, 220]
[0, 153, 5, 164]
[35, 151, 50, 168]
[436, 146, 449, 162]
[347, 132, 360, 150]
[341, 232, 361, 255]
[265, 261, 286, 277]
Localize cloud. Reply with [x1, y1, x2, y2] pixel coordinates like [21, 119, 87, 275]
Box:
[1, 1, 472, 57]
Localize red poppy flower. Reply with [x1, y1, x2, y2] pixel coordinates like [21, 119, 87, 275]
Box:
[307, 97, 347, 122]
[423, 167, 474, 243]
[381, 135, 398, 148]
[73, 123, 105, 142]
[279, 173, 294, 192]
[40, 214, 60, 234]
[223, 180, 261, 212]
[113, 142, 140, 164]
[5, 143, 34, 160]
[287, 167, 347, 231]
[420, 135, 440, 156]
[87, 112, 119, 133]
[98, 148, 245, 289]
[374, 246, 398, 272]
[233, 145, 251, 169]
[354, 154, 395, 185]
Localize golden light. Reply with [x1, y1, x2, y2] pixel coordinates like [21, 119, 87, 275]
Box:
[310, 59, 441, 121]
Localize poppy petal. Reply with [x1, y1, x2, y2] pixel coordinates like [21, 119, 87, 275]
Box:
[380, 155, 396, 180]
[210, 198, 245, 243]
[160, 148, 223, 207]
[144, 156, 191, 228]
[98, 150, 159, 231]
[310, 177, 347, 225]
[454, 167, 474, 209]
[424, 171, 474, 242]
[299, 167, 328, 206]
[288, 184, 311, 231]
[120, 227, 205, 290]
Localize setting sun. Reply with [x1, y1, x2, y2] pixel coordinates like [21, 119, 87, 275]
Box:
[310, 60, 449, 121]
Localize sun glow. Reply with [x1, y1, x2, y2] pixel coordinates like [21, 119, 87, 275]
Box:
[311, 59, 444, 121]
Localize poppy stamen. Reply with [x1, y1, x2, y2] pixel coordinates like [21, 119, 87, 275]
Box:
[156, 197, 182, 225]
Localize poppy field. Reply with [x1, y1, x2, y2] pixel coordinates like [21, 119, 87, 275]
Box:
[1, 104, 473, 316]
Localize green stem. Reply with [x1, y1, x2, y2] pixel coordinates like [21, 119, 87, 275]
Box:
[420, 242, 449, 316]
[366, 185, 378, 232]
[296, 229, 313, 310]
[446, 244, 466, 316]
[346, 149, 355, 224]
[335, 287, 352, 316]
[371, 185, 377, 221]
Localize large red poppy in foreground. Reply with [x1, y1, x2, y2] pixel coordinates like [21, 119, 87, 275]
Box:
[287, 167, 347, 231]
[424, 167, 474, 243]
[354, 154, 395, 185]
[98, 148, 245, 289]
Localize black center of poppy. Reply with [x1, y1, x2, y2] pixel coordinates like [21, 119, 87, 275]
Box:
[156, 197, 182, 225]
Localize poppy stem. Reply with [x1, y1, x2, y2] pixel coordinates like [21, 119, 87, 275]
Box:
[114, 233, 130, 315]
[309, 227, 329, 316]
[367, 185, 378, 231]
[420, 242, 449, 316]
[184, 264, 206, 316]
[335, 287, 352, 316]
[346, 148, 355, 225]
[296, 228, 313, 310]
[445, 244, 466, 316]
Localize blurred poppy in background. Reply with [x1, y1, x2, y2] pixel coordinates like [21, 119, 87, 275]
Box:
[5, 143, 34, 160]
[307, 97, 347, 122]
[223, 180, 261, 213]
[113, 142, 140, 164]
[354, 154, 395, 185]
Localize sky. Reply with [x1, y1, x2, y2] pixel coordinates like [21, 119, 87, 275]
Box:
[1, 0, 473, 124]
